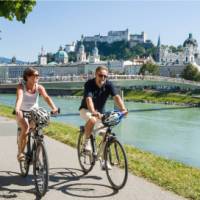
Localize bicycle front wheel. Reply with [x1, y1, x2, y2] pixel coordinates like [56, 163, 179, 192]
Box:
[33, 142, 49, 197]
[77, 132, 95, 174]
[104, 139, 128, 190]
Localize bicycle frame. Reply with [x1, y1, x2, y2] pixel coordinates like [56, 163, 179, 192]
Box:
[90, 126, 116, 162]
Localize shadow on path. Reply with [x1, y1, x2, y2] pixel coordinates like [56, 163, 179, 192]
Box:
[49, 167, 118, 198]
[0, 168, 119, 199]
[0, 171, 35, 199]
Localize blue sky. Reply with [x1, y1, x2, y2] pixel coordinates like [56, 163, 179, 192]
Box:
[0, 1, 200, 62]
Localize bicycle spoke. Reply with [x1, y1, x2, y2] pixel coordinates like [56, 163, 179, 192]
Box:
[77, 131, 94, 174]
[34, 142, 48, 197]
[105, 140, 128, 190]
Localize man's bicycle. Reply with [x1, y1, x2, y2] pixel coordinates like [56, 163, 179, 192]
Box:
[77, 111, 128, 190]
[15, 107, 56, 197]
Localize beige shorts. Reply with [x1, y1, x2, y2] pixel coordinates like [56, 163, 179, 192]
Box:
[80, 108, 107, 134]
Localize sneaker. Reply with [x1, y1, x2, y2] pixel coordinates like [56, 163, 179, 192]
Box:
[100, 160, 112, 170]
[83, 138, 92, 152]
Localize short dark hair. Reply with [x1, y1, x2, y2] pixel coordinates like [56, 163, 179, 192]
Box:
[95, 65, 108, 73]
[23, 67, 38, 81]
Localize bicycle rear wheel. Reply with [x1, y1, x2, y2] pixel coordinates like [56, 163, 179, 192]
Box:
[19, 156, 30, 177]
[33, 142, 49, 197]
[104, 139, 128, 190]
[77, 131, 95, 174]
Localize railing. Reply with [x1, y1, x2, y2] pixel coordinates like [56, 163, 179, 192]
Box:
[0, 75, 200, 87]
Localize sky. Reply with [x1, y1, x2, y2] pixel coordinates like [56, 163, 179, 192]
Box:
[1, 0, 200, 62]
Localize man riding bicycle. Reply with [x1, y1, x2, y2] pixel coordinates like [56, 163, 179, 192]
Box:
[79, 65, 128, 169]
[15, 67, 58, 161]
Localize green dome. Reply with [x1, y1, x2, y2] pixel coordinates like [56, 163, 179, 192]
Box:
[55, 50, 68, 58]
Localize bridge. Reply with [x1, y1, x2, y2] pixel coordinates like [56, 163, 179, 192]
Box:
[1, 75, 200, 91]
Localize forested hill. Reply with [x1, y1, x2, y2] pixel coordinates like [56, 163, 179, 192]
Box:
[77, 40, 157, 60]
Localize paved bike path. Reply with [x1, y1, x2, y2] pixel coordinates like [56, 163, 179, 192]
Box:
[0, 116, 186, 200]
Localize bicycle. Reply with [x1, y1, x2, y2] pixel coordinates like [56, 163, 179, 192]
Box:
[15, 107, 57, 197]
[77, 111, 128, 190]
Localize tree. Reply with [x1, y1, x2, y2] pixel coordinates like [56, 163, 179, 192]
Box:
[68, 52, 77, 62]
[139, 62, 160, 75]
[181, 64, 200, 81]
[0, 1, 36, 23]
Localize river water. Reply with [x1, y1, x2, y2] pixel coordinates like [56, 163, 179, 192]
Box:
[1, 94, 200, 168]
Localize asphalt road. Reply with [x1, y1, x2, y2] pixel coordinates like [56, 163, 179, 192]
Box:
[0, 116, 186, 200]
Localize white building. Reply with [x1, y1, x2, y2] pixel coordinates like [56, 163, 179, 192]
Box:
[64, 41, 76, 53]
[88, 43, 100, 63]
[82, 29, 149, 44]
[157, 34, 200, 71]
[76, 43, 87, 63]
[38, 47, 47, 65]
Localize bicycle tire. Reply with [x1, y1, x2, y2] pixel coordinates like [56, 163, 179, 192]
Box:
[77, 131, 95, 174]
[104, 139, 128, 190]
[33, 141, 49, 197]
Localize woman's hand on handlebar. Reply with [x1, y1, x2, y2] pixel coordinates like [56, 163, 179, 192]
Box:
[14, 108, 20, 116]
[51, 107, 60, 116]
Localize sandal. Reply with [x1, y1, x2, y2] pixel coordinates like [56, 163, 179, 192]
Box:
[17, 153, 25, 161]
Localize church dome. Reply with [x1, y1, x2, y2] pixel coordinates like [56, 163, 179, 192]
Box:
[183, 33, 198, 47]
[55, 49, 68, 59]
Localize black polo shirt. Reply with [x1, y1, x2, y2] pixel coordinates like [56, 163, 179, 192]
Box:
[79, 78, 117, 113]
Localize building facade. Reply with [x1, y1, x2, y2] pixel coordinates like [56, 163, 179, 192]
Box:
[83, 29, 150, 44]
[38, 47, 47, 65]
[156, 33, 200, 71]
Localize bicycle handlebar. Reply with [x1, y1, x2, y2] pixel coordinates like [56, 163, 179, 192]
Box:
[12, 107, 61, 117]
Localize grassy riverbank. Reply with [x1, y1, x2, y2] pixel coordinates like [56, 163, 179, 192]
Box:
[73, 89, 200, 106]
[124, 90, 200, 105]
[1, 104, 200, 199]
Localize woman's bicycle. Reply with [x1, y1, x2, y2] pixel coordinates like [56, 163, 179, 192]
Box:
[15, 107, 57, 197]
[77, 111, 128, 190]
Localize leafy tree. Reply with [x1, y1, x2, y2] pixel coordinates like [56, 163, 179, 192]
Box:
[181, 64, 200, 81]
[77, 40, 155, 60]
[169, 45, 177, 53]
[68, 52, 77, 62]
[139, 62, 160, 75]
[0, 1, 36, 23]
[46, 53, 54, 63]
[177, 45, 184, 52]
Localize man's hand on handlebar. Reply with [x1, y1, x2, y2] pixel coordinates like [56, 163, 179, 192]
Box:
[92, 111, 102, 119]
[121, 108, 128, 116]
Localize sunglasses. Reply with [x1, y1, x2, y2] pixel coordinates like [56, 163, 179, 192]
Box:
[31, 73, 39, 77]
[98, 74, 108, 78]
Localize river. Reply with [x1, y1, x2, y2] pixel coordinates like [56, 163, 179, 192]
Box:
[1, 94, 200, 168]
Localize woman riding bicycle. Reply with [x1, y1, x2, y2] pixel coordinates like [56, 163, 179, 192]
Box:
[15, 67, 58, 161]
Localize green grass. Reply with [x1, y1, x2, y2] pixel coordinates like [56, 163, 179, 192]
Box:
[1, 103, 200, 199]
[0, 104, 15, 119]
[124, 90, 200, 105]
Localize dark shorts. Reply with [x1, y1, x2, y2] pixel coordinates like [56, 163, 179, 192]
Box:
[22, 111, 32, 122]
